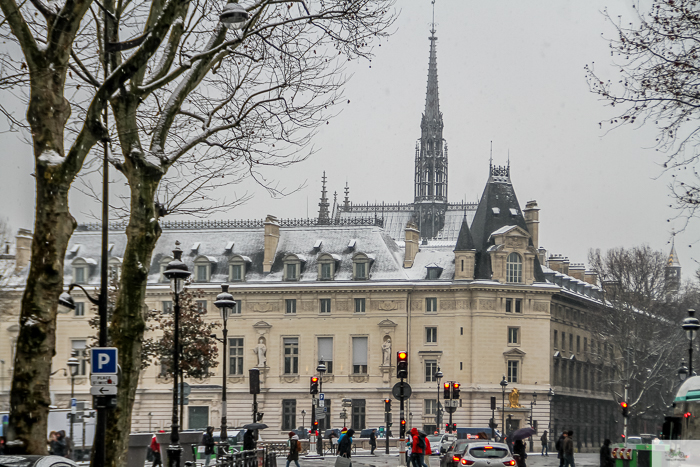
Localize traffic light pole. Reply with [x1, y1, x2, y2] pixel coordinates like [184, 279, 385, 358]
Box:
[385, 409, 390, 454]
[400, 378, 406, 466]
[623, 385, 629, 445]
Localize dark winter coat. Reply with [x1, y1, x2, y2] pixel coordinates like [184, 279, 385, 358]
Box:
[600, 444, 614, 467]
[244, 430, 256, 451]
[369, 431, 377, 447]
[288, 438, 300, 461]
[338, 429, 355, 457]
[563, 437, 574, 457]
[556, 435, 565, 458]
[202, 432, 215, 455]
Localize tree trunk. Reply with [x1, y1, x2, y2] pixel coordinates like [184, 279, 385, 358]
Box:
[103, 163, 162, 466]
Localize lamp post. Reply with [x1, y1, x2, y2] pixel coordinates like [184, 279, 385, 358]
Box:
[67, 354, 80, 461]
[547, 388, 554, 452]
[317, 359, 326, 456]
[679, 359, 689, 382]
[214, 284, 236, 459]
[220, 2, 250, 28]
[163, 243, 191, 467]
[435, 367, 443, 433]
[683, 309, 700, 376]
[529, 393, 537, 452]
[500, 375, 508, 440]
[301, 410, 307, 431]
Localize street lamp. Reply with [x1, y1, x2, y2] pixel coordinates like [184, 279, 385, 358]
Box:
[547, 388, 554, 452]
[67, 354, 80, 461]
[316, 359, 327, 455]
[435, 367, 443, 433]
[682, 309, 700, 376]
[220, 2, 250, 29]
[301, 410, 307, 431]
[529, 393, 537, 452]
[214, 284, 236, 459]
[163, 242, 191, 467]
[500, 375, 508, 440]
[679, 359, 689, 382]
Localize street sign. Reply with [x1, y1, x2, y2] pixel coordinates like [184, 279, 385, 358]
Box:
[182, 382, 191, 395]
[94, 395, 117, 409]
[90, 348, 118, 374]
[91, 375, 118, 386]
[319, 393, 325, 401]
[71, 398, 77, 414]
[319, 399, 325, 408]
[392, 381, 412, 399]
[90, 386, 118, 396]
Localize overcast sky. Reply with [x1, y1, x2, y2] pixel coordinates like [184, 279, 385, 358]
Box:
[1, 0, 697, 279]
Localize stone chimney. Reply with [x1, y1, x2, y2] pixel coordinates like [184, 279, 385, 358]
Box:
[404, 222, 420, 268]
[547, 254, 569, 275]
[584, 271, 599, 286]
[523, 200, 540, 249]
[569, 263, 585, 281]
[15, 228, 32, 273]
[263, 215, 280, 273]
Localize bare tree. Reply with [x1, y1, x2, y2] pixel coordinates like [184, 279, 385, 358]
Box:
[0, 0, 396, 462]
[588, 246, 688, 430]
[585, 0, 700, 228]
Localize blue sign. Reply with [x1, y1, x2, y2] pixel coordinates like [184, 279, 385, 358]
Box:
[319, 393, 325, 401]
[91, 347, 118, 374]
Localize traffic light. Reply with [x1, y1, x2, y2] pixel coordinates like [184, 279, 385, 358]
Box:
[452, 423, 457, 432]
[401, 419, 406, 427]
[310, 376, 319, 395]
[397, 351, 408, 378]
[491, 396, 496, 411]
[452, 382, 461, 399]
[621, 401, 629, 417]
[384, 398, 392, 412]
[444, 382, 451, 400]
[446, 423, 450, 432]
[249, 368, 260, 395]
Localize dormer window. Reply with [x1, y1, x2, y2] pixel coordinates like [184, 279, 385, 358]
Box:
[71, 257, 96, 284]
[108, 257, 122, 280]
[194, 255, 216, 283]
[283, 254, 305, 281]
[426, 263, 443, 280]
[318, 253, 339, 281]
[353, 252, 372, 280]
[507, 252, 523, 283]
[228, 255, 251, 282]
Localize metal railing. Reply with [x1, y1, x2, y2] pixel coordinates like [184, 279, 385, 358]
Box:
[206, 447, 277, 467]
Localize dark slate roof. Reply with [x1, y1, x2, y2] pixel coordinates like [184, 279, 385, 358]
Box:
[470, 164, 545, 281]
[454, 218, 475, 251]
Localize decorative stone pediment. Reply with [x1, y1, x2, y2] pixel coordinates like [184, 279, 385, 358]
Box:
[503, 348, 526, 358]
[349, 374, 370, 383]
[378, 319, 397, 328]
[253, 321, 272, 329]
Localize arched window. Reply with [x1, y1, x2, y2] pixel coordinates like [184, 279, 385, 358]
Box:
[506, 252, 522, 283]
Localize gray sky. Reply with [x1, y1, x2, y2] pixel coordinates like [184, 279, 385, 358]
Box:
[0, 0, 697, 278]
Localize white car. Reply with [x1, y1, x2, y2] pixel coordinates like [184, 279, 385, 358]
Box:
[427, 434, 456, 455]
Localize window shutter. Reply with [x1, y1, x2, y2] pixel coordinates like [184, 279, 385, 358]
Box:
[352, 337, 368, 365]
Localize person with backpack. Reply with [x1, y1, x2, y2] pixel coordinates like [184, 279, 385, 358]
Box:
[287, 432, 301, 467]
[337, 428, 355, 463]
[410, 428, 427, 467]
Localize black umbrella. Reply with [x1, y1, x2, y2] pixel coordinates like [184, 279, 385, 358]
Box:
[242, 423, 269, 430]
[511, 427, 536, 441]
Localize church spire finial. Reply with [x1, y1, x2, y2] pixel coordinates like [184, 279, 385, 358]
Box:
[430, 0, 436, 36]
[318, 171, 330, 224]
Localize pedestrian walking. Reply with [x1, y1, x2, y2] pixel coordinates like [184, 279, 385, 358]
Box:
[369, 429, 377, 455]
[337, 428, 355, 467]
[513, 439, 527, 467]
[563, 431, 575, 467]
[600, 439, 614, 467]
[49, 431, 66, 457]
[150, 434, 163, 467]
[556, 431, 567, 467]
[202, 426, 216, 467]
[287, 432, 302, 467]
[541, 431, 548, 456]
[328, 430, 338, 454]
[410, 428, 428, 467]
[244, 429, 256, 451]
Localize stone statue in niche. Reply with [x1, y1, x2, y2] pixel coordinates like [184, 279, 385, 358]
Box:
[254, 337, 267, 367]
[381, 337, 392, 366]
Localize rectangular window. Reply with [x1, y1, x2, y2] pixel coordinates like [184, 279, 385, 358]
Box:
[554, 330, 558, 349]
[74, 267, 85, 284]
[507, 360, 519, 383]
[321, 262, 332, 280]
[282, 400, 296, 430]
[425, 399, 438, 415]
[577, 336, 581, 353]
[163, 301, 173, 313]
[354, 298, 366, 313]
[188, 406, 209, 430]
[229, 338, 244, 375]
[71, 340, 88, 376]
[426, 327, 437, 343]
[196, 300, 207, 314]
[515, 299, 522, 313]
[197, 265, 208, 282]
[230, 264, 242, 281]
[286, 263, 297, 280]
[233, 300, 242, 314]
[320, 299, 332, 314]
[427, 268, 440, 279]
[351, 399, 366, 430]
[425, 360, 438, 382]
[505, 298, 512, 313]
[74, 302, 85, 317]
[426, 297, 437, 312]
[584, 337, 588, 354]
[570, 334, 574, 353]
[284, 338, 299, 374]
[286, 299, 297, 314]
[508, 327, 519, 345]
[355, 262, 366, 280]
[562, 332, 566, 351]
[318, 337, 334, 374]
[352, 336, 368, 374]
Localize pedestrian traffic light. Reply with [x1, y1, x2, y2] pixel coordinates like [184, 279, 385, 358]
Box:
[452, 382, 461, 399]
[397, 351, 408, 378]
[310, 376, 319, 395]
[444, 382, 451, 399]
[384, 398, 392, 412]
[491, 396, 496, 411]
[621, 401, 629, 417]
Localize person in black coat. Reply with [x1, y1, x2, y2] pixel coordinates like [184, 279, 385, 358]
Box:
[600, 439, 614, 467]
[369, 429, 377, 455]
[338, 429, 355, 458]
[202, 426, 216, 467]
[244, 429, 256, 451]
[513, 440, 527, 467]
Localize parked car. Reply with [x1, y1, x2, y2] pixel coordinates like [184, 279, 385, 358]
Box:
[455, 442, 515, 467]
[440, 439, 473, 467]
[292, 427, 310, 439]
[0, 456, 78, 467]
[427, 434, 454, 455]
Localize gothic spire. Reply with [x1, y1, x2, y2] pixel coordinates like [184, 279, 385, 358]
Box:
[318, 171, 330, 224]
[424, 1, 440, 123]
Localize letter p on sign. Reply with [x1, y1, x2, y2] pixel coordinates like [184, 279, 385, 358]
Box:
[91, 348, 118, 375]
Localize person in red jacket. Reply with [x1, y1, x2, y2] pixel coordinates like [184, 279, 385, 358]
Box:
[410, 428, 431, 467]
[150, 433, 162, 467]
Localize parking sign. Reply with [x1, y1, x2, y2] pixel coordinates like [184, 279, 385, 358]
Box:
[90, 347, 118, 374]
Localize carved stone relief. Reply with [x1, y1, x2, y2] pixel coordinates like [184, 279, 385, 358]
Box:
[456, 300, 469, 310]
[374, 300, 399, 311]
[251, 302, 277, 313]
[411, 301, 422, 311]
[440, 300, 456, 310]
[302, 301, 315, 312]
[534, 302, 549, 312]
[479, 299, 496, 310]
[336, 300, 349, 311]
